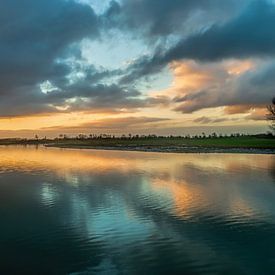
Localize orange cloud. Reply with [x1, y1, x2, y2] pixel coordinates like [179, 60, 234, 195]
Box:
[224, 105, 253, 114]
[169, 60, 216, 92]
[245, 108, 267, 121]
[224, 59, 255, 75]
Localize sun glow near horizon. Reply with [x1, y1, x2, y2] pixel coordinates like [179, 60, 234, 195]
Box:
[0, 0, 273, 137]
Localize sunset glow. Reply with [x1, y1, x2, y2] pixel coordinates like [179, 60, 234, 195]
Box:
[0, 0, 274, 137]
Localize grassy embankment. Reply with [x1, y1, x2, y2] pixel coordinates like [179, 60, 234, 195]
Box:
[46, 136, 275, 150]
[0, 136, 275, 152]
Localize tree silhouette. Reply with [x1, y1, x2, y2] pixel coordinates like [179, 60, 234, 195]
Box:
[267, 97, 275, 132]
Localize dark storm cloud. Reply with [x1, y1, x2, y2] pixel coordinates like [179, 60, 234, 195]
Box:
[47, 83, 169, 113]
[0, 0, 166, 116]
[0, 0, 102, 115]
[105, 0, 245, 39]
[0, 80, 169, 117]
[0, 0, 99, 93]
[165, 0, 275, 61]
[120, 0, 275, 83]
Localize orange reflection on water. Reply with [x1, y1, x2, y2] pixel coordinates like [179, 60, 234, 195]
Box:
[0, 146, 273, 175]
[149, 175, 264, 221]
[0, 146, 143, 174]
[150, 177, 206, 218]
[0, 146, 274, 219]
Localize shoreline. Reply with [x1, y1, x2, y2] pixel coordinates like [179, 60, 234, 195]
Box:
[45, 144, 275, 155]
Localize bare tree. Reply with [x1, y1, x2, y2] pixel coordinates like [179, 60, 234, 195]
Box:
[267, 97, 275, 132]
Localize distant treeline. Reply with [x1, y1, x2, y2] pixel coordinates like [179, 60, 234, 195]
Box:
[3, 132, 274, 143]
[52, 132, 275, 140]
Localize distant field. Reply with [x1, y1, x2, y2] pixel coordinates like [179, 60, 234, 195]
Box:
[1, 136, 275, 150]
[46, 136, 275, 149]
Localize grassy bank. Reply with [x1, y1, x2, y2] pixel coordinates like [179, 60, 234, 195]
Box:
[1, 135, 275, 153]
[45, 136, 275, 151]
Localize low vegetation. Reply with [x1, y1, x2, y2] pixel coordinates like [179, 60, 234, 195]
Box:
[1, 133, 275, 151]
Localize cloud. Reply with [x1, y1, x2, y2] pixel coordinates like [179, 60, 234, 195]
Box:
[162, 0, 275, 63]
[42, 116, 171, 133]
[152, 59, 274, 115]
[0, 0, 174, 118]
[245, 108, 267, 121]
[120, 1, 275, 83]
[75, 116, 170, 129]
[0, 0, 102, 115]
[0, 0, 99, 90]
[193, 116, 240, 124]
[105, 0, 245, 40]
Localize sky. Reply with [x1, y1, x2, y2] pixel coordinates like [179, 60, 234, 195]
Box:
[0, 0, 274, 137]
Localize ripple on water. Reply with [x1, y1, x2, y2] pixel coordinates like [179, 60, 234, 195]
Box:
[0, 147, 275, 274]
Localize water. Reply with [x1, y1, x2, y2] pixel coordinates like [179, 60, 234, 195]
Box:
[0, 146, 275, 274]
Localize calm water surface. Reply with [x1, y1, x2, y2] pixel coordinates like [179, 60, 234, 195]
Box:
[0, 146, 275, 274]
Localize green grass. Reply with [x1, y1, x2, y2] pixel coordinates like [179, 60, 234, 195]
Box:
[182, 137, 275, 148]
[1, 136, 275, 150]
[48, 136, 275, 149]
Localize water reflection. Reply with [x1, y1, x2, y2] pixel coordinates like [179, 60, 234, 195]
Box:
[0, 146, 275, 274]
